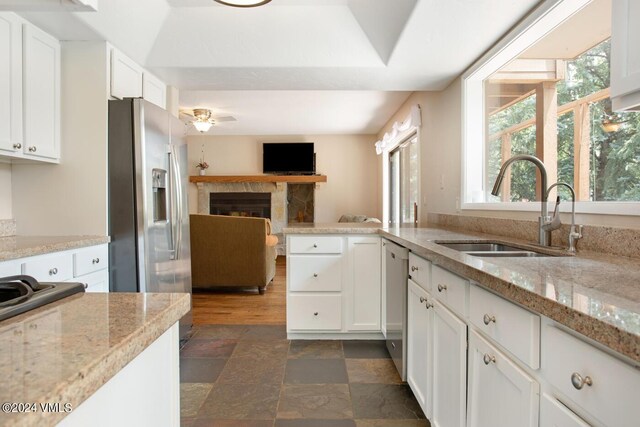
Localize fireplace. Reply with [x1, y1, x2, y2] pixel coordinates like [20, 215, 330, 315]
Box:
[210, 192, 272, 218]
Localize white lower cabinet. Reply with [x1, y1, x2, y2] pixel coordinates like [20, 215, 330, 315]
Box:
[0, 259, 21, 277]
[467, 329, 539, 427]
[407, 278, 433, 418]
[540, 394, 590, 427]
[286, 234, 381, 335]
[432, 300, 467, 427]
[76, 269, 109, 293]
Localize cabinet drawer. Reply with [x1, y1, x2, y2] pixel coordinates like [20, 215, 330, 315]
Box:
[74, 269, 109, 293]
[540, 394, 590, 427]
[289, 236, 343, 254]
[469, 285, 540, 369]
[542, 325, 640, 427]
[23, 252, 73, 282]
[289, 255, 341, 292]
[74, 245, 108, 277]
[408, 253, 430, 291]
[431, 265, 467, 318]
[288, 295, 342, 331]
[0, 260, 21, 278]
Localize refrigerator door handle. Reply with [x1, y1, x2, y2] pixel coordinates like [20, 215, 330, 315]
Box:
[169, 144, 183, 260]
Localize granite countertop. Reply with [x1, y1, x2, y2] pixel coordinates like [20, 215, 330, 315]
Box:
[285, 224, 640, 364]
[0, 292, 190, 427]
[283, 223, 382, 234]
[0, 236, 110, 262]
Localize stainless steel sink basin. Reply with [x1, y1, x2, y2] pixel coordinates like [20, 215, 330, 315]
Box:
[436, 241, 557, 258]
[0, 275, 85, 321]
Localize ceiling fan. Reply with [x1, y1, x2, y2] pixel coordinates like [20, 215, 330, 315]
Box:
[179, 108, 237, 133]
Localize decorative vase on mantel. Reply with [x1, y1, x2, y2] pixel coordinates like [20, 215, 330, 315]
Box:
[199, 169, 206, 176]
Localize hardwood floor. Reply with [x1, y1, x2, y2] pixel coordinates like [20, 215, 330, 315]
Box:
[191, 256, 286, 325]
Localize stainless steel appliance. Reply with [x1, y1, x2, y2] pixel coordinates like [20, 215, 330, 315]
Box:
[108, 98, 192, 339]
[384, 240, 409, 380]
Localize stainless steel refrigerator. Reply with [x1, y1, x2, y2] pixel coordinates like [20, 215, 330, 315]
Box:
[108, 98, 192, 339]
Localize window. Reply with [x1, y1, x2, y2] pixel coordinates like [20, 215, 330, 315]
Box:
[463, 0, 640, 214]
[388, 133, 419, 225]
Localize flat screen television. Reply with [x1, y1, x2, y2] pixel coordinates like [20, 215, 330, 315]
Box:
[263, 143, 315, 175]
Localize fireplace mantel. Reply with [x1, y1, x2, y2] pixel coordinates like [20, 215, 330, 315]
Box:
[189, 175, 327, 184]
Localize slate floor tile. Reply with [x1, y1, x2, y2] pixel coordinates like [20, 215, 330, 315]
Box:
[198, 383, 281, 419]
[288, 340, 344, 359]
[350, 384, 425, 419]
[275, 419, 356, 427]
[218, 355, 286, 384]
[181, 383, 214, 418]
[180, 358, 227, 383]
[277, 384, 353, 419]
[346, 359, 402, 384]
[181, 339, 237, 358]
[342, 341, 390, 359]
[284, 359, 348, 384]
[194, 325, 251, 340]
[355, 420, 430, 427]
[241, 325, 288, 341]
[231, 339, 290, 360]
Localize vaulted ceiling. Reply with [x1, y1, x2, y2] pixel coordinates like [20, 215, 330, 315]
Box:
[19, 0, 542, 134]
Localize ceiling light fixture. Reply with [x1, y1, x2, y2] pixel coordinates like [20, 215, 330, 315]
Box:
[213, 0, 272, 7]
[192, 108, 215, 133]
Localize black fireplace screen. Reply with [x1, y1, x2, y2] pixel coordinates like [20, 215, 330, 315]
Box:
[209, 193, 271, 219]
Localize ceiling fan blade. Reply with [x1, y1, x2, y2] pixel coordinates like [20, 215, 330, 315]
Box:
[214, 116, 237, 122]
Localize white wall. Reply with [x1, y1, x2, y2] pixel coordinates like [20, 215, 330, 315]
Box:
[11, 42, 110, 235]
[0, 163, 12, 219]
[187, 134, 380, 223]
[378, 80, 640, 229]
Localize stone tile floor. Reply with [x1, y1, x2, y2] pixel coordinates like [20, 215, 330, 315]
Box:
[180, 325, 430, 427]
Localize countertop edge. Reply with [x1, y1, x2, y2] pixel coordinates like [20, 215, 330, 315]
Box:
[9, 293, 190, 427]
[0, 236, 111, 262]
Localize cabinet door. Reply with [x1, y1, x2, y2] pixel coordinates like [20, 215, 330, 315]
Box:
[0, 12, 22, 154]
[432, 301, 467, 427]
[111, 48, 143, 99]
[74, 269, 109, 293]
[407, 279, 432, 418]
[540, 394, 590, 427]
[143, 72, 166, 109]
[467, 329, 539, 427]
[346, 236, 381, 331]
[611, 0, 640, 111]
[23, 22, 60, 160]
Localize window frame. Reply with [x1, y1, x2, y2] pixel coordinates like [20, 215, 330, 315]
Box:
[461, 0, 639, 216]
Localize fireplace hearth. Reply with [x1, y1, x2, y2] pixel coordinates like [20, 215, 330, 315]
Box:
[210, 192, 272, 218]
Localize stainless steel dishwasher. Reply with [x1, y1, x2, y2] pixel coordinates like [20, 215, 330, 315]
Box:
[384, 240, 409, 380]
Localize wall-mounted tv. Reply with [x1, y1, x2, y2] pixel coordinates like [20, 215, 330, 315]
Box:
[263, 143, 315, 175]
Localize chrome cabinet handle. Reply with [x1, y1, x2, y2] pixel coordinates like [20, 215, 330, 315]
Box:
[313, 312, 318, 316]
[483, 314, 496, 325]
[313, 243, 318, 248]
[49, 267, 58, 275]
[437, 284, 447, 292]
[419, 296, 425, 303]
[411, 266, 418, 272]
[313, 273, 318, 278]
[28, 146, 37, 152]
[571, 372, 593, 390]
[425, 301, 433, 309]
[13, 143, 21, 149]
[92, 258, 100, 264]
[483, 353, 496, 365]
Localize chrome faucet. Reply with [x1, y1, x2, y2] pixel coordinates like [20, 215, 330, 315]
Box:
[491, 154, 554, 246]
[545, 182, 583, 253]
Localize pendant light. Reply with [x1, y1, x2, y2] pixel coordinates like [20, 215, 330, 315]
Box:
[213, 0, 272, 7]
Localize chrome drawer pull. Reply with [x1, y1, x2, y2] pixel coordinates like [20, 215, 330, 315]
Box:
[411, 265, 418, 272]
[313, 243, 318, 248]
[313, 312, 318, 316]
[313, 273, 318, 278]
[437, 284, 447, 292]
[28, 146, 37, 152]
[419, 296, 425, 303]
[483, 353, 496, 365]
[49, 267, 58, 276]
[13, 143, 22, 149]
[425, 301, 433, 309]
[571, 372, 593, 390]
[92, 258, 100, 264]
[483, 314, 496, 325]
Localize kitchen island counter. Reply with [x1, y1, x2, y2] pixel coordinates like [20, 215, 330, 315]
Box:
[0, 292, 190, 427]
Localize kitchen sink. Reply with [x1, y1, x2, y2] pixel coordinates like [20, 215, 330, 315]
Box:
[436, 241, 558, 258]
[0, 275, 85, 321]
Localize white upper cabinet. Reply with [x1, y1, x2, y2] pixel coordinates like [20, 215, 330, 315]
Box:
[0, 0, 98, 11]
[111, 48, 143, 100]
[0, 13, 22, 154]
[23, 21, 60, 160]
[143, 72, 166, 109]
[611, 0, 640, 111]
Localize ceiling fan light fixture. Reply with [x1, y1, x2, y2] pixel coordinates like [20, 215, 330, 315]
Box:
[213, 0, 272, 7]
[193, 120, 213, 133]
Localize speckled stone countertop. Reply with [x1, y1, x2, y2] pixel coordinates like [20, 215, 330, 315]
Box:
[0, 292, 190, 427]
[0, 235, 110, 262]
[285, 224, 640, 364]
[283, 223, 382, 234]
